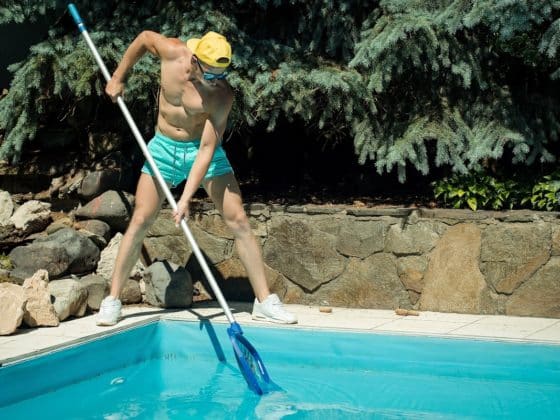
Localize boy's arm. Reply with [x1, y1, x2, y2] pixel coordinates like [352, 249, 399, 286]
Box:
[174, 93, 234, 223]
[106, 31, 173, 101]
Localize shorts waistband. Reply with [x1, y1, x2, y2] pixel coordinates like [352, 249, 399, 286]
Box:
[154, 131, 201, 148]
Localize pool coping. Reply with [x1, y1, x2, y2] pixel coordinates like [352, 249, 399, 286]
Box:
[2, 302, 560, 366]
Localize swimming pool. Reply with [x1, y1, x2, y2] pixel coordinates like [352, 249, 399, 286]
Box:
[1, 319, 559, 418]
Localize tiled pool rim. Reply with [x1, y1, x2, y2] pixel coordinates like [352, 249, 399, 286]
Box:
[2, 302, 560, 366]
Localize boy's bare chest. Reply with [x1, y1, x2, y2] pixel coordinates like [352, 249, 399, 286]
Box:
[160, 62, 206, 115]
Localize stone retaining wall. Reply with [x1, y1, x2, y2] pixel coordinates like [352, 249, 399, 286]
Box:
[146, 204, 560, 318]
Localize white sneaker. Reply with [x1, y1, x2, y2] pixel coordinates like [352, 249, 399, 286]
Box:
[96, 296, 122, 326]
[252, 294, 297, 324]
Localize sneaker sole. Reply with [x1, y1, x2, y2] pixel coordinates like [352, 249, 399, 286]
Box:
[96, 320, 119, 326]
[251, 314, 298, 324]
[96, 315, 121, 327]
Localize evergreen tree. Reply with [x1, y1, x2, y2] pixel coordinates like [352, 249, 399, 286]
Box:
[0, 0, 558, 183]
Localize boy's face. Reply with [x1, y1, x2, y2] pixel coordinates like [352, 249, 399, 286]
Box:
[194, 56, 228, 81]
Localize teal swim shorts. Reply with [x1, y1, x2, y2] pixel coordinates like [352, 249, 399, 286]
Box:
[141, 132, 234, 187]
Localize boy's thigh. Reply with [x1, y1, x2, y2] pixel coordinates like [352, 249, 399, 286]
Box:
[203, 172, 243, 215]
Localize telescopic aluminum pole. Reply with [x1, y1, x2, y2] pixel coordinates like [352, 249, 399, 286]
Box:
[68, 3, 236, 324]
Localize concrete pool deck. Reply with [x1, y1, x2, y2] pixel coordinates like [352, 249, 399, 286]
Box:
[2, 302, 560, 365]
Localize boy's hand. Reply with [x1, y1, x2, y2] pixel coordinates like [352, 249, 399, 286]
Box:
[173, 199, 190, 226]
[105, 78, 124, 102]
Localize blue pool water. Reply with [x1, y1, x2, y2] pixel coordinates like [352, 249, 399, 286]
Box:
[1, 320, 559, 419]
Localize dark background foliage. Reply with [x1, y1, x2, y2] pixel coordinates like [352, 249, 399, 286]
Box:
[0, 1, 559, 206]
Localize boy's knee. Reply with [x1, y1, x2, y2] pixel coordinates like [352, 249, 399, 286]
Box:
[224, 211, 251, 236]
[128, 212, 155, 232]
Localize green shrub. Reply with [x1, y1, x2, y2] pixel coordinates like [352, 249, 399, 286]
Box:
[433, 173, 520, 211]
[433, 171, 560, 211]
[522, 171, 560, 211]
[1, 1, 559, 183]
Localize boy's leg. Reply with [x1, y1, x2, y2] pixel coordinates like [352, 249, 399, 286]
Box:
[97, 174, 165, 326]
[110, 173, 166, 296]
[203, 172, 269, 302]
[203, 172, 297, 324]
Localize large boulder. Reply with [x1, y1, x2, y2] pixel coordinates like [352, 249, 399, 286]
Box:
[419, 223, 489, 313]
[313, 253, 410, 309]
[144, 210, 231, 267]
[144, 260, 193, 308]
[96, 232, 145, 280]
[75, 190, 134, 231]
[0, 283, 26, 335]
[385, 221, 442, 255]
[48, 278, 88, 321]
[78, 169, 126, 201]
[336, 219, 386, 258]
[9, 200, 52, 235]
[263, 216, 346, 291]
[121, 279, 142, 304]
[22, 269, 59, 327]
[480, 223, 551, 294]
[75, 274, 109, 311]
[9, 228, 100, 280]
[506, 257, 560, 318]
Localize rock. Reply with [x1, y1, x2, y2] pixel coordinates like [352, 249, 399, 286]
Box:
[10, 245, 71, 282]
[79, 274, 110, 311]
[48, 278, 89, 321]
[495, 252, 549, 295]
[0, 283, 26, 335]
[480, 223, 551, 292]
[121, 279, 142, 304]
[212, 257, 287, 299]
[336, 220, 386, 258]
[96, 233, 144, 280]
[194, 213, 235, 239]
[22, 269, 59, 327]
[78, 169, 127, 201]
[144, 260, 193, 308]
[385, 221, 442, 255]
[263, 216, 346, 291]
[395, 308, 419, 316]
[57, 170, 87, 198]
[9, 200, 52, 235]
[74, 190, 134, 231]
[397, 256, 428, 293]
[0, 190, 14, 224]
[506, 257, 560, 317]
[10, 228, 100, 280]
[419, 224, 488, 313]
[35, 228, 100, 275]
[74, 219, 112, 248]
[212, 257, 255, 301]
[145, 211, 232, 266]
[0, 221, 28, 250]
[313, 254, 410, 309]
[45, 217, 74, 235]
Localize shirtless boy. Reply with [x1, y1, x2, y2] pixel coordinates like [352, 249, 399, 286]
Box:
[96, 31, 296, 325]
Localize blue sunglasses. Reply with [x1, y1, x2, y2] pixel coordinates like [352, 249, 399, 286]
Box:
[196, 58, 227, 81]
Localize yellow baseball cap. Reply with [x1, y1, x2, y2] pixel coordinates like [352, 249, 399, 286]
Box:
[186, 31, 232, 68]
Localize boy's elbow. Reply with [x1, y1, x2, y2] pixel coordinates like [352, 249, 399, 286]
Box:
[137, 31, 159, 53]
